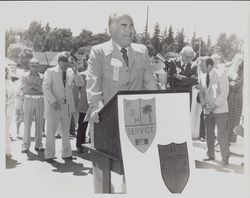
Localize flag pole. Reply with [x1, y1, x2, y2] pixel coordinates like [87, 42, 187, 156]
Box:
[145, 5, 149, 43]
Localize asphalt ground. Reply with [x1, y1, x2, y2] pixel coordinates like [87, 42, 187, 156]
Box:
[2, 123, 247, 198]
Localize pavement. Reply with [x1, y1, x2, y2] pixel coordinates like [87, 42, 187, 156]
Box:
[2, 123, 248, 198]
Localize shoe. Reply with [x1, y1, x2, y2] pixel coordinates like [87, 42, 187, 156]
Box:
[70, 132, 76, 137]
[203, 157, 215, 161]
[21, 149, 29, 153]
[45, 158, 55, 163]
[62, 156, 77, 160]
[218, 159, 229, 166]
[76, 147, 83, 153]
[55, 135, 61, 139]
[199, 137, 206, 142]
[42, 134, 46, 138]
[35, 147, 45, 152]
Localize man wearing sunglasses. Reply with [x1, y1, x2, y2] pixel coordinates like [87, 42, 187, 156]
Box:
[20, 58, 45, 153]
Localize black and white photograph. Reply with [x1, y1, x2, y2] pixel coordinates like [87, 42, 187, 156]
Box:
[0, 1, 250, 198]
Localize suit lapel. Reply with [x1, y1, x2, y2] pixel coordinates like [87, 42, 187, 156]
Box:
[207, 70, 217, 92]
[55, 65, 64, 89]
[128, 46, 135, 68]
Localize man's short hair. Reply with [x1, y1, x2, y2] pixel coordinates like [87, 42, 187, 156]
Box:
[206, 58, 214, 67]
[57, 54, 69, 62]
[108, 12, 133, 33]
[30, 58, 39, 65]
[180, 46, 195, 57]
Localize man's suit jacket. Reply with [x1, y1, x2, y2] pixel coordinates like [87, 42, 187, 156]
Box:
[42, 65, 84, 118]
[199, 69, 229, 114]
[166, 58, 198, 89]
[86, 39, 158, 108]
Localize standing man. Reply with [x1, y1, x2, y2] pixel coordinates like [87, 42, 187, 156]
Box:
[165, 46, 198, 92]
[86, 12, 158, 193]
[199, 58, 230, 166]
[21, 58, 44, 153]
[42, 53, 84, 162]
[76, 71, 89, 153]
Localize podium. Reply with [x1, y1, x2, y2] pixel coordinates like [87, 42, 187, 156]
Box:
[82, 89, 192, 194]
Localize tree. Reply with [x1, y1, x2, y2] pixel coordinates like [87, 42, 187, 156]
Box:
[140, 26, 150, 45]
[175, 28, 185, 53]
[142, 104, 152, 123]
[91, 32, 110, 46]
[205, 35, 213, 56]
[48, 28, 73, 51]
[191, 32, 199, 53]
[150, 22, 162, 52]
[215, 33, 242, 61]
[166, 25, 174, 45]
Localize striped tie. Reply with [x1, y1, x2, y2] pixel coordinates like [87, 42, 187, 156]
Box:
[121, 48, 129, 67]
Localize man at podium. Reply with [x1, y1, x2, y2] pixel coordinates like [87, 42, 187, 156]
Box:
[86, 11, 159, 124]
[85, 11, 159, 193]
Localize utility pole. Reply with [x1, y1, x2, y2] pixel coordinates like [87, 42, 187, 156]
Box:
[145, 5, 149, 43]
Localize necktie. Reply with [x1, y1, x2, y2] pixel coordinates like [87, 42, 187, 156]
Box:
[121, 48, 129, 67]
[62, 71, 66, 87]
[206, 73, 210, 88]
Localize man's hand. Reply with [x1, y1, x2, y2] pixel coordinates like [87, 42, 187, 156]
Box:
[51, 101, 61, 110]
[230, 81, 236, 86]
[206, 103, 217, 111]
[173, 74, 186, 81]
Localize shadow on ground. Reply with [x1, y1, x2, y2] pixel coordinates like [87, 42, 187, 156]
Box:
[26, 150, 45, 162]
[49, 159, 92, 176]
[195, 160, 244, 175]
[6, 155, 21, 169]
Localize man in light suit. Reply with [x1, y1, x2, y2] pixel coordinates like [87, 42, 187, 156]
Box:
[42, 54, 84, 162]
[86, 12, 159, 193]
[199, 58, 230, 166]
[87, 12, 158, 124]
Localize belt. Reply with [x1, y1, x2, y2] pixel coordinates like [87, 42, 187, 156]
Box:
[25, 95, 43, 99]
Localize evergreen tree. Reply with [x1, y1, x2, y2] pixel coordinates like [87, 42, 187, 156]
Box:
[150, 22, 162, 52]
[205, 35, 212, 56]
[175, 28, 185, 53]
[166, 25, 174, 45]
[191, 32, 199, 52]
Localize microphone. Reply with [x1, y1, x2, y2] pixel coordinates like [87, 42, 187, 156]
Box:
[151, 50, 169, 65]
[150, 49, 173, 73]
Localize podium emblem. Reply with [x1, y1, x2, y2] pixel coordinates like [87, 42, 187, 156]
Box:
[158, 142, 189, 193]
[123, 98, 156, 153]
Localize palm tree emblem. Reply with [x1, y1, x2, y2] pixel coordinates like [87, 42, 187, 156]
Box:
[143, 104, 152, 122]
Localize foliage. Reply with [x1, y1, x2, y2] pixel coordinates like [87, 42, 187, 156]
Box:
[6, 20, 243, 63]
[216, 33, 242, 61]
[175, 28, 186, 53]
[150, 22, 162, 52]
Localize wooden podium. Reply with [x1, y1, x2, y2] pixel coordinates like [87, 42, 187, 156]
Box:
[82, 89, 189, 194]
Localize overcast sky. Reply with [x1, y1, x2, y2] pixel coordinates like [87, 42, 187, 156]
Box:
[0, 1, 249, 44]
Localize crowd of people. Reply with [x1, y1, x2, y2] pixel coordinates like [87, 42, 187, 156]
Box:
[5, 12, 244, 169]
[5, 51, 90, 162]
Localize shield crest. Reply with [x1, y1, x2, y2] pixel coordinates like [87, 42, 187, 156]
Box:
[123, 98, 156, 153]
[158, 142, 189, 193]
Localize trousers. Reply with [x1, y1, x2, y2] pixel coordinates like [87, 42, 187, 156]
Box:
[22, 96, 44, 150]
[204, 112, 229, 161]
[45, 114, 72, 159]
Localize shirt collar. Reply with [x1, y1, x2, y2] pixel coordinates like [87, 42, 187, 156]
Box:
[113, 40, 129, 52]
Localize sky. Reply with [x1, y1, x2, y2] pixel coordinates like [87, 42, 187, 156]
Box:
[0, 1, 249, 45]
